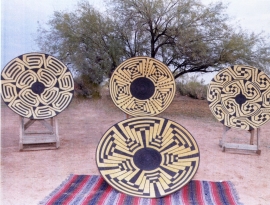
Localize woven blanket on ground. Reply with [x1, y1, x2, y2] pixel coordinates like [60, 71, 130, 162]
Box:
[39, 175, 243, 205]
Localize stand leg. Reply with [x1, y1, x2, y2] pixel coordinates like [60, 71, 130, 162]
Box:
[220, 125, 230, 149]
[256, 128, 261, 155]
[19, 117, 59, 150]
[19, 116, 23, 151]
[220, 126, 261, 155]
[55, 117, 60, 148]
[249, 129, 254, 145]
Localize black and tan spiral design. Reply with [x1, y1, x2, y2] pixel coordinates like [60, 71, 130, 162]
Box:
[96, 117, 200, 198]
[110, 57, 176, 117]
[1, 53, 74, 119]
[208, 65, 270, 130]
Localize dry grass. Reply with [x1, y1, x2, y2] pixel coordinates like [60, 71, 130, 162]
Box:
[70, 89, 216, 122]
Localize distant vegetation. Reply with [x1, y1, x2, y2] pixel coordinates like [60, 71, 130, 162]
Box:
[36, 0, 270, 98]
[176, 74, 208, 100]
[74, 74, 102, 99]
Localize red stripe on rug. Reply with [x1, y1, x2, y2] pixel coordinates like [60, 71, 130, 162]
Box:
[45, 175, 79, 205]
[195, 180, 204, 205]
[62, 175, 91, 205]
[210, 182, 223, 205]
[132, 196, 140, 205]
[81, 176, 104, 205]
[223, 182, 238, 205]
[150, 197, 156, 205]
[181, 182, 189, 204]
[96, 183, 113, 205]
[116, 192, 127, 204]
[164, 193, 172, 205]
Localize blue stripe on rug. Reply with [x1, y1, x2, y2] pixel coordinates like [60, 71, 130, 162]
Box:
[71, 175, 100, 204]
[103, 188, 119, 205]
[189, 180, 197, 205]
[217, 182, 230, 205]
[202, 181, 214, 205]
[87, 179, 109, 204]
[56, 175, 85, 203]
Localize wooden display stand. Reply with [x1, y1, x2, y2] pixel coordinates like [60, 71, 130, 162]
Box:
[219, 125, 261, 155]
[19, 117, 59, 151]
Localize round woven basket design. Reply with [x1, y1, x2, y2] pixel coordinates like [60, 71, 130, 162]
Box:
[96, 116, 200, 198]
[110, 57, 176, 117]
[207, 65, 270, 130]
[1, 52, 74, 119]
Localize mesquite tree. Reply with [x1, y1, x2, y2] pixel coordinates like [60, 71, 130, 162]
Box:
[36, 0, 270, 95]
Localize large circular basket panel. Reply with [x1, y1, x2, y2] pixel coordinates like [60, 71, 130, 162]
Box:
[96, 117, 200, 198]
[1, 52, 74, 119]
[207, 65, 270, 130]
[110, 57, 176, 117]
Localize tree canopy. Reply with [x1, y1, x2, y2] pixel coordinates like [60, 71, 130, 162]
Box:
[36, 0, 270, 88]
[37, 2, 123, 84]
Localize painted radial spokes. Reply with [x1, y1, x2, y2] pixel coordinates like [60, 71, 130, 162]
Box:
[207, 65, 270, 130]
[110, 57, 176, 117]
[1, 53, 74, 119]
[96, 117, 200, 198]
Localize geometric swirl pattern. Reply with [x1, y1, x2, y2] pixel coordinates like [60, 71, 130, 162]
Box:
[96, 117, 200, 198]
[207, 65, 270, 130]
[1, 52, 74, 119]
[110, 57, 176, 117]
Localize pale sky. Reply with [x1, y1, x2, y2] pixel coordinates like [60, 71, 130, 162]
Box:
[1, 0, 105, 68]
[1, 0, 270, 83]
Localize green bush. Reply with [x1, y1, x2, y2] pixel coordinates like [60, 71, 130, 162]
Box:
[176, 74, 208, 100]
[74, 74, 101, 99]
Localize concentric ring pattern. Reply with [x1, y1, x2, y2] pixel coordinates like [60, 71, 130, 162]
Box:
[110, 57, 176, 117]
[1, 52, 74, 119]
[96, 117, 200, 198]
[207, 65, 270, 130]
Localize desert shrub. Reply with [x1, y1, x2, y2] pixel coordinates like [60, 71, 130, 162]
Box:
[74, 74, 101, 99]
[176, 74, 208, 100]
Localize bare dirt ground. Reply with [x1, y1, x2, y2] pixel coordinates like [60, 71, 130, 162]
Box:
[1, 89, 270, 205]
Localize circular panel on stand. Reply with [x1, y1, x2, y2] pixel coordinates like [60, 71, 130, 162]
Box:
[1, 52, 74, 119]
[207, 65, 270, 130]
[110, 57, 176, 117]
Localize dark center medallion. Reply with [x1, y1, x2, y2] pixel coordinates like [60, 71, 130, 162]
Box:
[235, 92, 247, 106]
[133, 148, 161, 171]
[31, 82, 45, 95]
[130, 77, 155, 100]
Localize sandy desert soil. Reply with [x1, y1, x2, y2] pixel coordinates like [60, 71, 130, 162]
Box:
[1, 89, 270, 205]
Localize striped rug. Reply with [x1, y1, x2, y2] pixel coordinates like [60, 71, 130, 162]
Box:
[39, 175, 243, 205]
